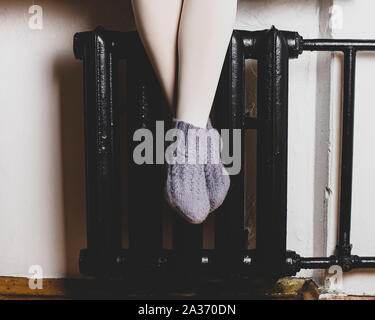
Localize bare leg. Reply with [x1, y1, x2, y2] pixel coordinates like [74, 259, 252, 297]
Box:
[132, 0, 236, 223]
[176, 0, 238, 128]
[131, 0, 183, 111]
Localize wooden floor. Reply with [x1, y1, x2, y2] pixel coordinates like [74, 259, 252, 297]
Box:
[3, 276, 374, 300]
[0, 277, 320, 300]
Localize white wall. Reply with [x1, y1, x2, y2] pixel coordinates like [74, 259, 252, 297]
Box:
[0, 0, 374, 296]
[0, 0, 135, 278]
[326, 0, 375, 296]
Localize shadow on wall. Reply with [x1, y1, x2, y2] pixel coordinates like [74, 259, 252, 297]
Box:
[54, 57, 85, 277]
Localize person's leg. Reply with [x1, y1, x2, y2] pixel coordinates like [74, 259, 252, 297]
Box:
[133, 0, 237, 222]
[131, 0, 183, 111]
[175, 0, 236, 213]
[132, 0, 211, 223]
[176, 0, 238, 128]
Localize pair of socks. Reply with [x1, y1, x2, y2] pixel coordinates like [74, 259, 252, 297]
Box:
[164, 118, 230, 224]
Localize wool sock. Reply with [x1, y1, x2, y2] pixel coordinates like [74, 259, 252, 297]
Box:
[164, 119, 211, 224]
[205, 119, 230, 212]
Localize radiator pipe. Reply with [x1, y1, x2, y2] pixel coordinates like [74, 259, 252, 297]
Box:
[302, 39, 375, 52]
[334, 48, 357, 271]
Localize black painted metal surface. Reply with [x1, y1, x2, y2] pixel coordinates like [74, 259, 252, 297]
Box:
[74, 27, 122, 276]
[126, 33, 164, 270]
[253, 27, 295, 278]
[337, 48, 357, 271]
[213, 30, 247, 274]
[74, 26, 375, 278]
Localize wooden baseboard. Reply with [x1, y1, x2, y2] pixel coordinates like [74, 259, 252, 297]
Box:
[0, 277, 85, 298]
[0, 276, 320, 300]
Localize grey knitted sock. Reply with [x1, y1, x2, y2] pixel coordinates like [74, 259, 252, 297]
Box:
[205, 119, 230, 212]
[164, 119, 211, 224]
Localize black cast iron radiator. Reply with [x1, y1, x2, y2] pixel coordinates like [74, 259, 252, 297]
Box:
[74, 26, 375, 279]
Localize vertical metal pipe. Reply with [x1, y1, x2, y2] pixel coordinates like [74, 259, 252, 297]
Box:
[76, 29, 122, 275]
[214, 31, 248, 273]
[256, 27, 289, 278]
[127, 33, 163, 266]
[338, 48, 357, 258]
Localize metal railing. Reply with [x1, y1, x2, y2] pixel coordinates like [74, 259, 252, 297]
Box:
[74, 26, 375, 279]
